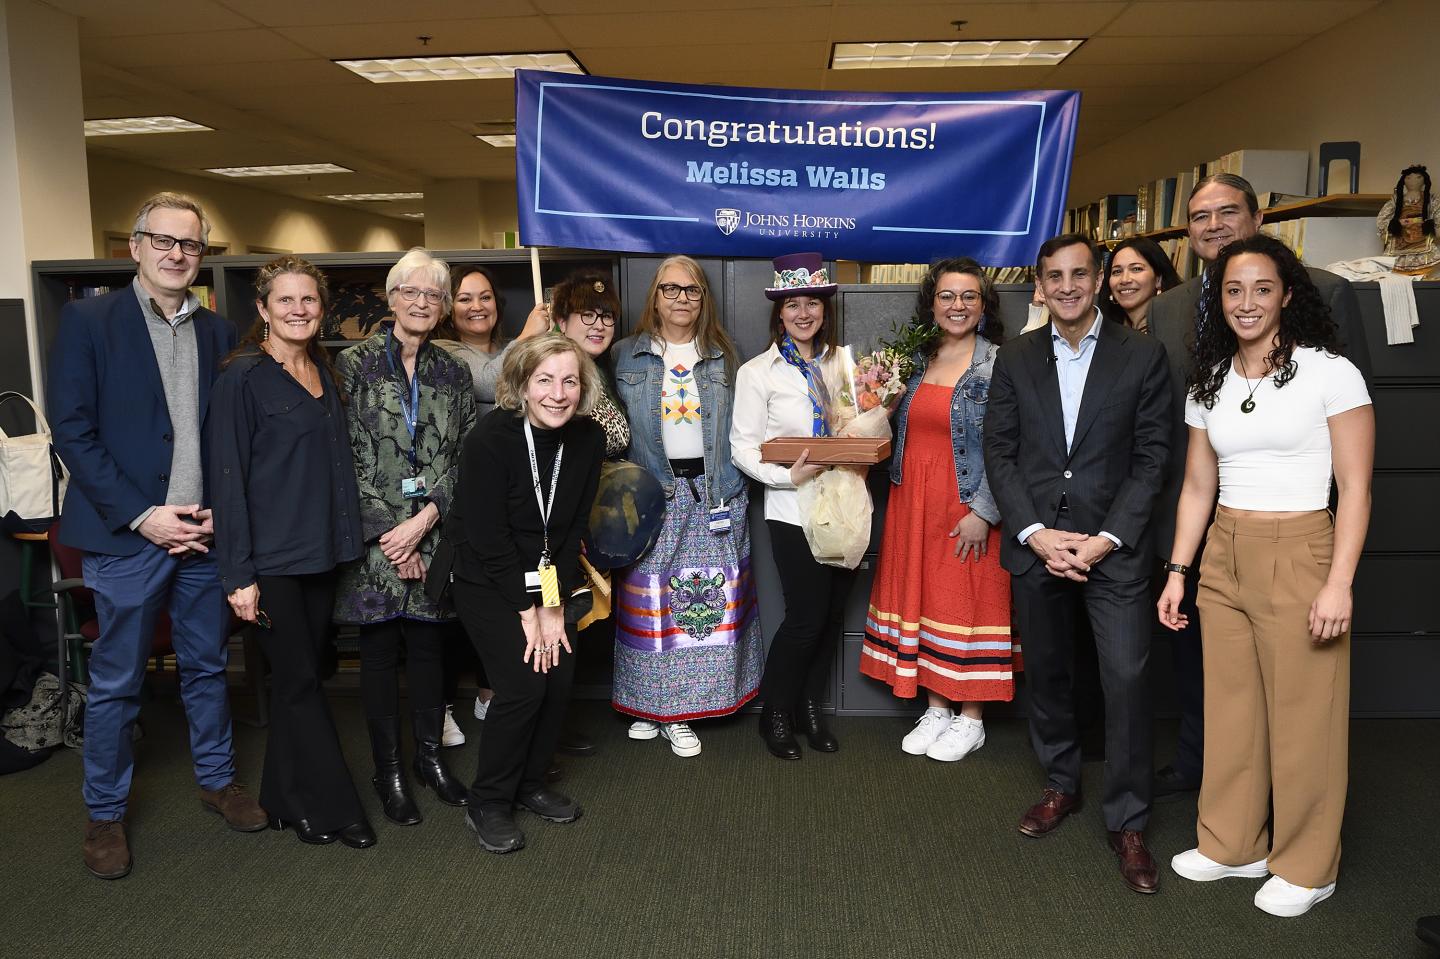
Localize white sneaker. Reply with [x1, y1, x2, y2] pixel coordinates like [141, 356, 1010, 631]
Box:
[926, 715, 985, 762]
[628, 719, 659, 740]
[901, 707, 953, 755]
[441, 706, 466, 747]
[660, 722, 702, 757]
[1171, 848, 1269, 882]
[1254, 875, 1335, 917]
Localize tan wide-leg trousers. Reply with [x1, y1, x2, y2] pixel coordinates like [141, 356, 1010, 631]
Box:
[1195, 506, 1349, 888]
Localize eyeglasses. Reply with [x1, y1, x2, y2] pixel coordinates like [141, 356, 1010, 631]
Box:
[395, 285, 446, 305]
[935, 290, 982, 307]
[657, 283, 705, 301]
[577, 310, 616, 328]
[137, 231, 204, 257]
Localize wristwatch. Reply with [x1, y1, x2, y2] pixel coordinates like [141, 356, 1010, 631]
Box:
[1163, 562, 1190, 575]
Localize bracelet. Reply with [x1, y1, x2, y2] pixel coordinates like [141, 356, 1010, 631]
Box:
[1163, 562, 1190, 576]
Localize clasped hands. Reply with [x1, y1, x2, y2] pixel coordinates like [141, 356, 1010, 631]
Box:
[1027, 527, 1114, 581]
[138, 504, 213, 555]
[380, 503, 439, 580]
[520, 604, 570, 673]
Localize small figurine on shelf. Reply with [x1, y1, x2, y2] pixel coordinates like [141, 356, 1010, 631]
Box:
[1377, 164, 1440, 275]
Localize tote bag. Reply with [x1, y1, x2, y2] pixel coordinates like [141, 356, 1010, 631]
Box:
[0, 392, 68, 533]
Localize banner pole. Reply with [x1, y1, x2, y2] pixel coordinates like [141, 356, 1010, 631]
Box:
[529, 245, 543, 307]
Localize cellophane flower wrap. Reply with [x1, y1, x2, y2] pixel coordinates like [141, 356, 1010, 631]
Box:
[797, 320, 932, 569]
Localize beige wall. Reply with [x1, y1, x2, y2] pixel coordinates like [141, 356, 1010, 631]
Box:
[1069, 0, 1439, 205]
[422, 178, 518, 250]
[88, 154, 424, 258]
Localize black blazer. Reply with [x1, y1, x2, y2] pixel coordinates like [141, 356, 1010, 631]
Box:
[983, 317, 1173, 581]
[48, 285, 236, 556]
[1148, 267, 1372, 557]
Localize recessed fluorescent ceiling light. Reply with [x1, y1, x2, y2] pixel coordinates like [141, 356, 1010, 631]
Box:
[831, 39, 1083, 69]
[476, 135, 516, 147]
[85, 116, 212, 136]
[402, 213, 425, 219]
[324, 193, 424, 201]
[335, 52, 584, 84]
[206, 163, 353, 177]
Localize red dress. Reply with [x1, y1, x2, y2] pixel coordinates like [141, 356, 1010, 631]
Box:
[861, 383, 1018, 701]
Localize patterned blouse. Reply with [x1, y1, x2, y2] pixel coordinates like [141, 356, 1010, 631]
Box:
[591, 387, 631, 459]
[333, 326, 477, 624]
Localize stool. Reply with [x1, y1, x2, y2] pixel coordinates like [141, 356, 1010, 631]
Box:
[10, 530, 57, 612]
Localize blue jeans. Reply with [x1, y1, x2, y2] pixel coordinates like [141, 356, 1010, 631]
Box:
[81, 545, 236, 819]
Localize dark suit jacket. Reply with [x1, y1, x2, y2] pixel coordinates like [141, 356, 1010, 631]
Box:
[983, 318, 1173, 582]
[48, 285, 236, 556]
[1148, 266, 1372, 557]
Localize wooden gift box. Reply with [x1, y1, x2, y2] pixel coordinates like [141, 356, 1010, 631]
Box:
[759, 436, 892, 466]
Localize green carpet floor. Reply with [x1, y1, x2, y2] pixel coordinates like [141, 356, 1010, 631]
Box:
[2, 698, 1436, 959]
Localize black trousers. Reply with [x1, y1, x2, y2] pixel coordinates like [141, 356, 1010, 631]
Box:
[1012, 564, 1153, 833]
[1165, 561, 1204, 782]
[254, 573, 364, 832]
[452, 581, 575, 809]
[759, 520, 854, 712]
[357, 619, 446, 720]
[442, 622, 488, 702]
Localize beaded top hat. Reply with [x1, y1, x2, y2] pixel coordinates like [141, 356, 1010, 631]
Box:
[764, 252, 837, 301]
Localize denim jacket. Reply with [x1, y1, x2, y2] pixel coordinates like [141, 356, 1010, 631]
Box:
[613, 333, 744, 505]
[889, 334, 1000, 525]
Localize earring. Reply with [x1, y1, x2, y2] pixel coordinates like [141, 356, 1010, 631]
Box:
[262, 320, 270, 342]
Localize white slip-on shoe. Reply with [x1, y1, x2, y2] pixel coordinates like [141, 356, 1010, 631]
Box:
[474, 696, 492, 721]
[441, 706, 466, 747]
[660, 722, 702, 757]
[1171, 848, 1269, 881]
[628, 720, 660, 740]
[1254, 875, 1336, 917]
[901, 707, 953, 756]
[926, 715, 985, 762]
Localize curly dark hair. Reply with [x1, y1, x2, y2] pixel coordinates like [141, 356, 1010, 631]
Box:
[1189, 234, 1341, 409]
[1387, 165, 1434, 240]
[915, 256, 1005, 352]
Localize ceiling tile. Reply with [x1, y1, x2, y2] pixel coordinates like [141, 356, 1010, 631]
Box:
[827, 3, 1127, 39]
[1064, 34, 1309, 64]
[1049, 62, 1248, 87]
[1097, 0, 1377, 37]
[79, 29, 316, 67]
[54, 0, 255, 37]
[225, 0, 543, 26]
[551, 8, 814, 47]
[273, 18, 569, 59]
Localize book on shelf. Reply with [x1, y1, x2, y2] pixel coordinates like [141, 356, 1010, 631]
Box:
[67, 283, 113, 300]
[1258, 191, 1316, 209]
[1260, 216, 1381, 267]
[1208, 149, 1308, 196]
[1136, 183, 1150, 233]
[1172, 170, 1194, 227]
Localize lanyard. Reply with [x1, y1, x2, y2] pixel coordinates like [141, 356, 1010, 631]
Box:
[384, 326, 421, 466]
[523, 419, 564, 565]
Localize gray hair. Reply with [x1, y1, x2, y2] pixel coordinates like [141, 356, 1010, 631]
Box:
[386, 247, 451, 303]
[133, 192, 211, 244]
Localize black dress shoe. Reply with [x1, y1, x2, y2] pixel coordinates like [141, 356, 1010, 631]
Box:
[518, 787, 583, 823]
[269, 817, 337, 845]
[794, 699, 839, 753]
[759, 706, 801, 760]
[1153, 764, 1201, 803]
[545, 762, 564, 783]
[466, 807, 525, 854]
[337, 819, 377, 849]
[556, 727, 597, 757]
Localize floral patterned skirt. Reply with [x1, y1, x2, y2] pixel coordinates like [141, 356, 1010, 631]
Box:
[612, 480, 763, 722]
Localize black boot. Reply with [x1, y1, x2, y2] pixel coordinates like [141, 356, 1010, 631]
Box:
[795, 699, 839, 753]
[367, 716, 422, 825]
[759, 706, 802, 760]
[411, 707, 469, 807]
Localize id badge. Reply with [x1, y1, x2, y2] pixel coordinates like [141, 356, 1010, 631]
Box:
[708, 502, 732, 534]
[401, 475, 429, 499]
[538, 564, 561, 608]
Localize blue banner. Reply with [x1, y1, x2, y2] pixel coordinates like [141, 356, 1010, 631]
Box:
[515, 70, 1080, 266]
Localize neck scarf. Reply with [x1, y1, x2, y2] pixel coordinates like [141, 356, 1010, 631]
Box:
[777, 334, 832, 437]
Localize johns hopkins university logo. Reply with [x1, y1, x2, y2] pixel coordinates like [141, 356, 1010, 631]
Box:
[714, 208, 740, 236]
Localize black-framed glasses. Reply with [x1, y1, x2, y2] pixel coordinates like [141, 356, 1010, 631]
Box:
[577, 310, 616, 328]
[136, 231, 204, 256]
[935, 290, 982, 307]
[395, 285, 446, 305]
[657, 283, 704, 301]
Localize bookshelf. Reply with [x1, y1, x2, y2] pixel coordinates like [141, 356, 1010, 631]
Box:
[1108, 193, 1390, 245]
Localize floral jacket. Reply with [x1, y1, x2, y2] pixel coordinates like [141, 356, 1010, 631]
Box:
[333, 326, 477, 623]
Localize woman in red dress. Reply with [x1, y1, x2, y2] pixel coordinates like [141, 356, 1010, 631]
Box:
[862, 257, 1017, 761]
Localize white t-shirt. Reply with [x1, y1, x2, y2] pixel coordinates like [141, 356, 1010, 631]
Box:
[1184, 346, 1370, 511]
[658, 339, 705, 460]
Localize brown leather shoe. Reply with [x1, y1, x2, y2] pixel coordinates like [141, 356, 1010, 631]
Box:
[1108, 830, 1160, 894]
[1017, 787, 1081, 837]
[83, 819, 131, 879]
[199, 782, 269, 832]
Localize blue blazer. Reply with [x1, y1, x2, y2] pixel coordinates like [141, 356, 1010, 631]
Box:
[47, 285, 237, 556]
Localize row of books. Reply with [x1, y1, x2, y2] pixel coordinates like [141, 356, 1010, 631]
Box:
[65, 282, 219, 312]
[866, 264, 1034, 285]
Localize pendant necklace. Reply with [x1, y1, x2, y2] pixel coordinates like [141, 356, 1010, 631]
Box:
[1235, 352, 1268, 414]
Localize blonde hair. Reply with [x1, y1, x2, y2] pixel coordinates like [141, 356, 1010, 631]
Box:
[133, 192, 211, 244]
[495, 332, 602, 417]
[632, 255, 738, 373]
[385, 247, 451, 305]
